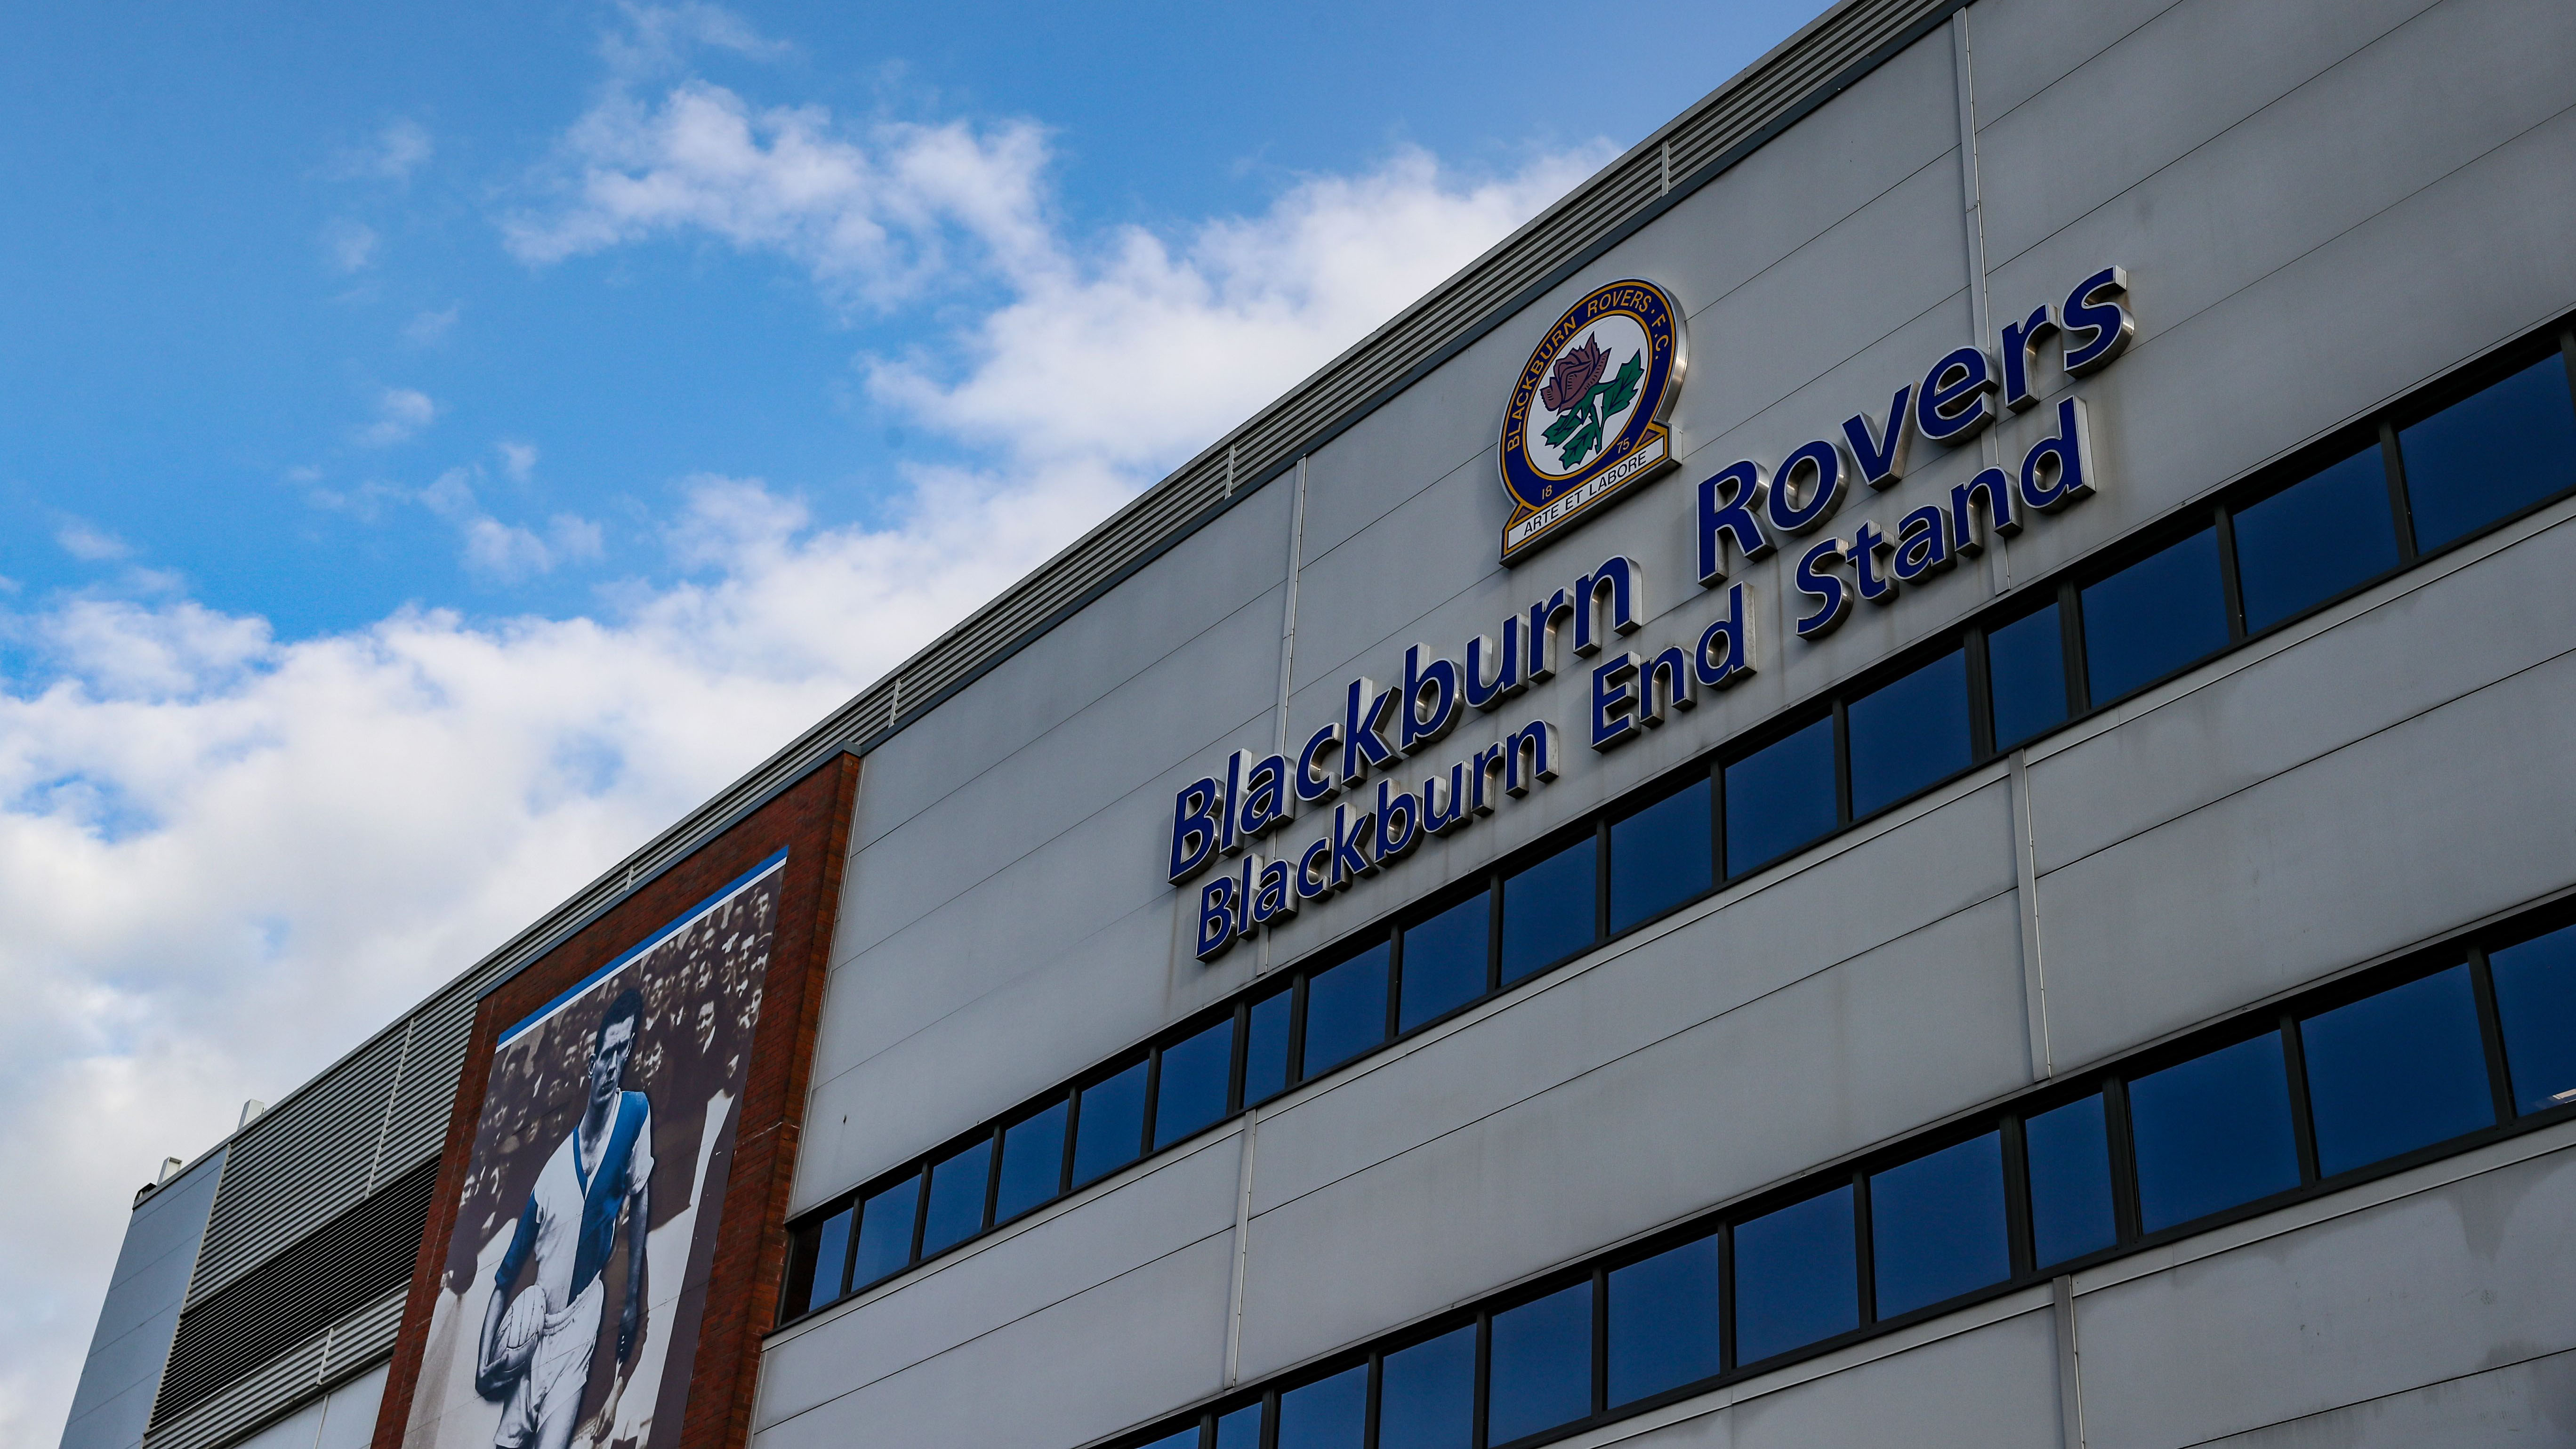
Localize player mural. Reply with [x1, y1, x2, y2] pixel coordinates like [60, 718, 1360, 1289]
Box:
[401, 852, 785, 1449]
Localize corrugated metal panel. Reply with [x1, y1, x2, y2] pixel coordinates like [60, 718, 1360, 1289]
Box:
[185, 1030, 406, 1305]
[140, 1282, 406, 1449]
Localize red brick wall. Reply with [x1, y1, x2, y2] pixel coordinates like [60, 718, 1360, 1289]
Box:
[371, 752, 859, 1449]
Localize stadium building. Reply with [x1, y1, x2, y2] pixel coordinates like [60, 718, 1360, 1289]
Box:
[60, 0, 2576, 1447]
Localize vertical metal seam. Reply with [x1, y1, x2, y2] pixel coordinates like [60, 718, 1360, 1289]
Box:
[1224, 1110, 1259, 1387]
[362, 1015, 417, 1194]
[2010, 750, 2052, 1080]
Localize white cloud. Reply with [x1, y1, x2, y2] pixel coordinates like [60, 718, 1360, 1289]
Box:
[497, 439, 539, 482]
[404, 304, 461, 345]
[322, 217, 380, 273]
[3, 20, 1608, 1442]
[55, 519, 132, 563]
[331, 118, 434, 183]
[355, 386, 438, 447]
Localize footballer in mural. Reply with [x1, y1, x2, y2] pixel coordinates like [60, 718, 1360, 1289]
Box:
[403, 852, 785, 1449]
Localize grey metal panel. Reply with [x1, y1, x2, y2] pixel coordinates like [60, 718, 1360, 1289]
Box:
[2071, 1142, 2576, 1448]
[754, 1234, 1237, 1449]
[1724, 1309, 2061, 1449]
[1963, 0, 2182, 127]
[61, 1151, 227, 1449]
[2191, 1350, 2576, 1448]
[762, 1130, 1240, 1432]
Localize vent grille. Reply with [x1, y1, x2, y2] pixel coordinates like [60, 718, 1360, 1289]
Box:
[153, 1158, 437, 1430]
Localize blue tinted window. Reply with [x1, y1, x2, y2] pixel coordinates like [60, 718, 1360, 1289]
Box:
[1502, 834, 1598, 983]
[1213, 1403, 1262, 1449]
[1724, 716, 1836, 876]
[1606, 1235, 1720, 1407]
[1140, 1430, 1199, 1449]
[1487, 1281, 1592, 1443]
[1609, 777, 1712, 933]
[1245, 990, 1293, 1105]
[1846, 649, 1971, 818]
[1732, 1185, 1857, 1364]
[2081, 528, 2229, 705]
[1071, 1060, 1148, 1187]
[1274, 1363, 1366, 1449]
[919, 1137, 991, 1255]
[993, 1099, 1066, 1223]
[850, 1173, 919, 1287]
[2493, 923, 2576, 1112]
[2025, 1095, 2116, 1268]
[1400, 892, 1489, 1031]
[803, 1204, 853, 1309]
[1986, 603, 2067, 749]
[2401, 355, 2576, 549]
[1869, 1132, 2008, 1318]
[1302, 943, 1390, 1078]
[2233, 448, 2399, 632]
[1377, 1325, 1474, 1449]
[2127, 1033, 2301, 1232]
[2302, 965, 2494, 1176]
[1154, 1017, 1235, 1150]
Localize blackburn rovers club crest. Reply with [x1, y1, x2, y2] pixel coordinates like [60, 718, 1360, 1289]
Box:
[1498, 278, 1686, 562]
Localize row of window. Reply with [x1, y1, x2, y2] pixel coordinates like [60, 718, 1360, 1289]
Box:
[778, 322, 2576, 1326]
[1109, 908, 2576, 1449]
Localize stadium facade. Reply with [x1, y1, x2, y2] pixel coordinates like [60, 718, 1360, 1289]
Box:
[61, 1, 2576, 1447]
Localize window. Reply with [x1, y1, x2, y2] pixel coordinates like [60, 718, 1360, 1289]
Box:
[1608, 777, 1712, 933]
[850, 1173, 920, 1288]
[1731, 1185, 1856, 1364]
[1605, 1235, 1720, 1407]
[1302, 944, 1390, 1078]
[1244, 990, 1294, 1106]
[1274, 1363, 1367, 1449]
[1501, 835, 1598, 984]
[1071, 1060, 1148, 1187]
[1723, 716, 1835, 877]
[1377, 1325, 1474, 1449]
[993, 1099, 1067, 1224]
[1868, 1132, 2008, 1319]
[2299, 965, 2494, 1177]
[919, 1136, 991, 1256]
[794, 1204, 853, 1312]
[2081, 528, 2229, 704]
[2399, 354, 2576, 549]
[1213, 1403, 1262, 1449]
[1399, 892, 1489, 1032]
[2126, 1033, 2300, 1232]
[2487, 922, 2576, 1112]
[1154, 1017, 1235, 1150]
[1486, 1282, 1591, 1444]
[2024, 1094, 2116, 1268]
[1986, 602, 2068, 749]
[1140, 1431, 1198, 1449]
[2231, 447, 2399, 631]
[1845, 649, 1970, 818]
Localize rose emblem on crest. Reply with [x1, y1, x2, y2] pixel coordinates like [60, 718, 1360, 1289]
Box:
[1536, 331, 1645, 471]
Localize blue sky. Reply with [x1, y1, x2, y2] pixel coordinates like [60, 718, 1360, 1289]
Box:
[0, 2, 1831, 1439]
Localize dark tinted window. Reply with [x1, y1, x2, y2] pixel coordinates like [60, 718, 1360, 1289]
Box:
[1609, 777, 1713, 933]
[1868, 1132, 2008, 1318]
[2301, 965, 2494, 1176]
[992, 1099, 1066, 1223]
[1399, 891, 1489, 1032]
[1501, 834, 1598, 983]
[1154, 1017, 1235, 1150]
[2493, 922, 2576, 1113]
[1071, 1059, 1148, 1187]
[1141, 1430, 1199, 1449]
[1723, 716, 1836, 876]
[1213, 1403, 1262, 1449]
[1274, 1364, 1366, 1449]
[1846, 649, 1971, 818]
[2232, 448, 2399, 631]
[1244, 990, 1293, 1105]
[1377, 1325, 1474, 1449]
[1302, 943, 1390, 1078]
[1986, 603, 2067, 749]
[2400, 354, 2576, 549]
[850, 1173, 919, 1288]
[919, 1137, 991, 1255]
[2081, 528, 2229, 704]
[2025, 1094, 2116, 1268]
[2127, 1033, 2301, 1232]
[1732, 1185, 1857, 1364]
[1606, 1235, 1720, 1407]
[801, 1204, 853, 1310]
[1486, 1281, 1592, 1443]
